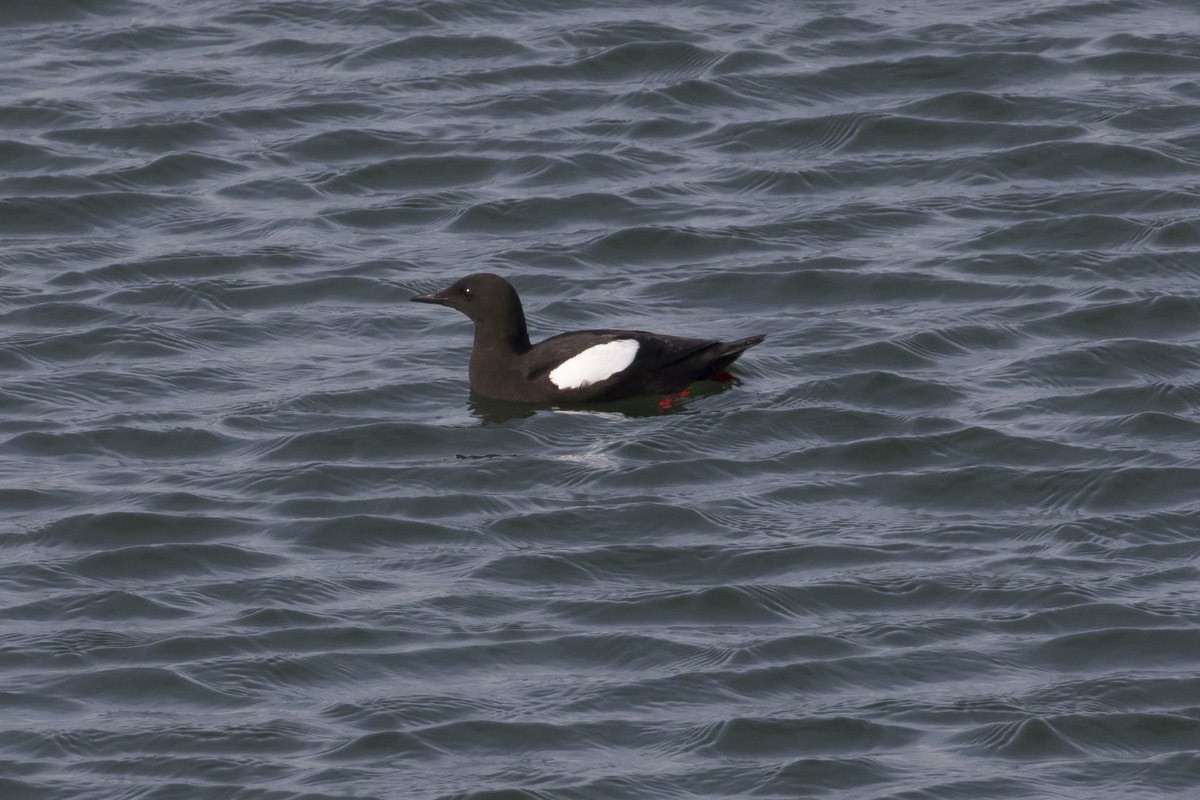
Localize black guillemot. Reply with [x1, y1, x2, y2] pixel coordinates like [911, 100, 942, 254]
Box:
[412, 273, 765, 404]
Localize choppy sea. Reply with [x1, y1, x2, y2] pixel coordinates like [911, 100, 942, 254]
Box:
[3, 1, 1200, 798]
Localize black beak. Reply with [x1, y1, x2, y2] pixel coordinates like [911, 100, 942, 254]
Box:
[411, 290, 450, 306]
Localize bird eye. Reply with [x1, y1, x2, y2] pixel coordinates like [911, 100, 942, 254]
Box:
[462, 287, 472, 299]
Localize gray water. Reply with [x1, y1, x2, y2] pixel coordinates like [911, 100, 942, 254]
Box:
[3, 1, 1200, 798]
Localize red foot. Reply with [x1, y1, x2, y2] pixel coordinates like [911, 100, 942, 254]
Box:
[709, 371, 734, 382]
[659, 387, 694, 410]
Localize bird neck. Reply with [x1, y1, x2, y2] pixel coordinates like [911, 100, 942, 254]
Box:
[473, 307, 531, 355]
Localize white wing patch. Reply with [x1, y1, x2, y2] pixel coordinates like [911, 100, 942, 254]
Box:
[549, 339, 640, 390]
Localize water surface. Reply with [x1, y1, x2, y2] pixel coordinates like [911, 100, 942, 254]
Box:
[3, 1, 1200, 798]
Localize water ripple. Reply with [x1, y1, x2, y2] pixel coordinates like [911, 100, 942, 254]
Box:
[4, 1, 1200, 798]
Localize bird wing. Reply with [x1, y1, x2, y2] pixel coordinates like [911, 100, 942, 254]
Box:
[525, 330, 718, 384]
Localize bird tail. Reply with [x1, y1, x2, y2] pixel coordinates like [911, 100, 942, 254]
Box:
[705, 334, 765, 375]
[724, 334, 766, 353]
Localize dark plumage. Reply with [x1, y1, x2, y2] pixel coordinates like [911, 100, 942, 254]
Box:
[411, 273, 764, 404]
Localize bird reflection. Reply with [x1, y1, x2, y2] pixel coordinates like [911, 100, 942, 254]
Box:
[466, 377, 740, 424]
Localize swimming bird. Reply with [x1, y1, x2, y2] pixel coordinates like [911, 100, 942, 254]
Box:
[411, 273, 764, 404]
